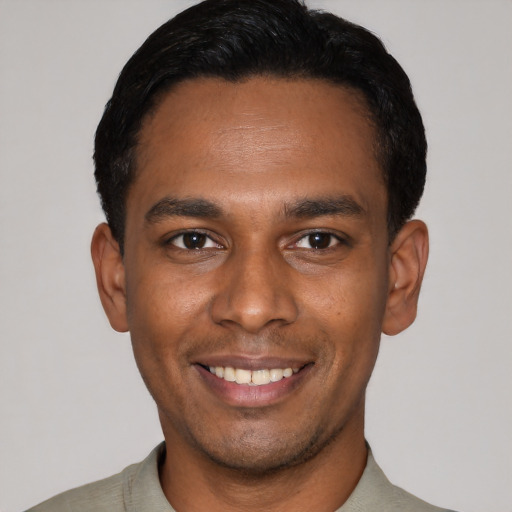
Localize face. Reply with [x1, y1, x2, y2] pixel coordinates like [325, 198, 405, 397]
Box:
[107, 77, 395, 472]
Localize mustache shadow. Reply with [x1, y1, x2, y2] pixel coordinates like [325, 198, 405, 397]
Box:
[182, 326, 328, 358]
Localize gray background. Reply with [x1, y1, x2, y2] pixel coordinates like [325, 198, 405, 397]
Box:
[1, 1, 511, 511]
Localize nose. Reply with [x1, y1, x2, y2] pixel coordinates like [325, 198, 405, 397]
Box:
[210, 247, 299, 333]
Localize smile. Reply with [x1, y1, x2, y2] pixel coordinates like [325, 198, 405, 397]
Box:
[196, 361, 313, 407]
[208, 366, 300, 386]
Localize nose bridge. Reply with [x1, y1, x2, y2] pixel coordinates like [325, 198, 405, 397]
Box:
[211, 242, 298, 333]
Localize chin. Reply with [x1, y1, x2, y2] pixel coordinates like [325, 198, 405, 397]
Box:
[190, 420, 344, 477]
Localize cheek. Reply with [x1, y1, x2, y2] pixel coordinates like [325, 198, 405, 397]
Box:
[303, 257, 389, 334]
[124, 266, 212, 406]
[125, 261, 215, 337]
[301, 253, 389, 383]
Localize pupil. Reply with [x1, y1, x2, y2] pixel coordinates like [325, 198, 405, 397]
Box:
[183, 233, 205, 249]
[309, 233, 331, 249]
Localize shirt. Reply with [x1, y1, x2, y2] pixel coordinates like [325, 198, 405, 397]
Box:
[27, 443, 455, 511]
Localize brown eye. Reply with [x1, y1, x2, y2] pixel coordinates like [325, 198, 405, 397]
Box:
[183, 232, 206, 249]
[171, 232, 219, 250]
[296, 232, 339, 250]
[308, 233, 332, 249]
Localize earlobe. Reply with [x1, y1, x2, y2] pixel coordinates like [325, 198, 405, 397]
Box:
[91, 223, 129, 332]
[382, 220, 429, 336]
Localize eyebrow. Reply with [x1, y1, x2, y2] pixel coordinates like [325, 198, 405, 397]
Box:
[145, 197, 223, 224]
[283, 196, 365, 219]
[145, 194, 365, 225]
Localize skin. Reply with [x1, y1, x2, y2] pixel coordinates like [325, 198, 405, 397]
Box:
[91, 77, 428, 511]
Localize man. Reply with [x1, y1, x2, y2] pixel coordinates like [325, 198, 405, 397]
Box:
[28, 0, 454, 510]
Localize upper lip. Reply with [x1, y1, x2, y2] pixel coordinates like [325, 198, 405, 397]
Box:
[193, 354, 313, 371]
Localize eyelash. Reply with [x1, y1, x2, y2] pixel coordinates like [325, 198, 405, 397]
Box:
[164, 230, 347, 252]
[292, 231, 347, 251]
[166, 230, 222, 250]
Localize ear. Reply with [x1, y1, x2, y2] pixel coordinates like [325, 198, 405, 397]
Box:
[91, 223, 129, 332]
[382, 220, 429, 336]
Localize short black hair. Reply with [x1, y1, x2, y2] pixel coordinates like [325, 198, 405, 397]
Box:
[94, 0, 426, 251]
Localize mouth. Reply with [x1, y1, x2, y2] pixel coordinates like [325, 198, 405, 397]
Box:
[205, 365, 300, 386]
[194, 359, 313, 407]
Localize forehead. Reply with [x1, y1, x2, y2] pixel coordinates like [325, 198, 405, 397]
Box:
[131, 77, 384, 218]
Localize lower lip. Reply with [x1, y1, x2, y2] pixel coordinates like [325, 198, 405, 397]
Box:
[195, 364, 312, 407]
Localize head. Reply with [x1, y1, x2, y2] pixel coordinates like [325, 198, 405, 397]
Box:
[94, 0, 426, 253]
[91, 0, 428, 479]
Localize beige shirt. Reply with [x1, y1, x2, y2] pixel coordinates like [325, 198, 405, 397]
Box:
[27, 443, 455, 512]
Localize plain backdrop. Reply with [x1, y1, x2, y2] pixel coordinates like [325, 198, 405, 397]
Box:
[1, 1, 511, 511]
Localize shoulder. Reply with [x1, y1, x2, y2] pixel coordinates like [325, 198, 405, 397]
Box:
[388, 484, 456, 512]
[25, 444, 165, 512]
[25, 470, 127, 512]
[338, 448, 457, 512]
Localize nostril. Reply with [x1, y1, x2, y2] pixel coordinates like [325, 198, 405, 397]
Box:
[210, 257, 299, 332]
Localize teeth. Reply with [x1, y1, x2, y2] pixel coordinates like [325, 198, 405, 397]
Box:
[207, 365, 299, 386]
[235, 368, 252, 384]
[224, 366, 236, 382]
[251, 369, 270, 385]
[269, 368, 283, 382]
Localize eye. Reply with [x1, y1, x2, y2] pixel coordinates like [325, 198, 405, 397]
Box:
[295, 232, 341, 250]
[169, 231, 221, 250]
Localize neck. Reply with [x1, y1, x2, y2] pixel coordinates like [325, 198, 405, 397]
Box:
[159, 408, 367, 512]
